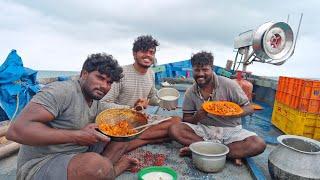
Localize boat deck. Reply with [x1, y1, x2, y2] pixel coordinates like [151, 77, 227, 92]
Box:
[0, 85, 283, 180]
[117, 89, 282, 179]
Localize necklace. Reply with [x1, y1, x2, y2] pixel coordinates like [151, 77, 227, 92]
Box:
[197, 85, 214, 102]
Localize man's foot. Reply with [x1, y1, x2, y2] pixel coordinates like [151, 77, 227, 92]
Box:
[114, 156, 139, 176]
[234, 158, 243, 166]
[179, 146, 192, 157]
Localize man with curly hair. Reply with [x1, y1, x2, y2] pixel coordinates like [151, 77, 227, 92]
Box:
[6, 53, 138, 180]
[168, 51, 266, 165]
[102, 35, 181, 151]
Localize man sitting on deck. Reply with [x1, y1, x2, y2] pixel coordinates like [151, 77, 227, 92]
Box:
[6, 53, 138, 180]
[168, 51, 266, 165]
[102, 35, 181, 151]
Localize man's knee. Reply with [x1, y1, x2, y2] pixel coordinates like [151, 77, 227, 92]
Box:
[169, 116, 182, 124]
[69, 152, 115, 180]
[89, 154, 114, 179]
[247, 136, 266, 155]
[168, 123, 181, 138]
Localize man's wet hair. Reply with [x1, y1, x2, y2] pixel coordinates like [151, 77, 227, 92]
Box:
[132, 35, 159, 52]
[190, 51, 214, 67]
[81, 53, 123, 82]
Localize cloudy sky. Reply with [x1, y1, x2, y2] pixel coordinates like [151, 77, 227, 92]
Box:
[0, 0, 319, 78]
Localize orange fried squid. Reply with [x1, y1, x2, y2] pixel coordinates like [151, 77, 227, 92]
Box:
[99, 120, 138, 136]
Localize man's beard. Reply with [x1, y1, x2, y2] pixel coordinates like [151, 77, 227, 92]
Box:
[197, 81, 208, 88]
[196, 76, 212, 88]
[91, 94, 103, 100]
[86, 87, 105, 101]
[137, 57, 153, 68]
[139, 62, 152, 68]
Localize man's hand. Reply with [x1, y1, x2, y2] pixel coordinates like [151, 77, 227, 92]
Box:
[184, 107, 208, 124]
[73, 123, 110, 146]
[158, 100, 177, 111]
[134, 98, 149, 111]
[194, 107, 208, 121]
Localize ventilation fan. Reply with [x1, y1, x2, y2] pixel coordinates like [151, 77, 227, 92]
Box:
[232, 17, 302, 72]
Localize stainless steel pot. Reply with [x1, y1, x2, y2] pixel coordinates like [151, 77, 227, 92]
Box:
[189, 141, 229, 173]
[157, 87, 180, 110]
[268, 135, 320, 179]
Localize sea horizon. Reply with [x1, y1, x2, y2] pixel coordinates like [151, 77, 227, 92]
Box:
[35, 70, 318, 81]
[36, 70, 79, 79]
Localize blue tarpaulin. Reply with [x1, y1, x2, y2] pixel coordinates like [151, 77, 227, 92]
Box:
[0, 50, 40, 120]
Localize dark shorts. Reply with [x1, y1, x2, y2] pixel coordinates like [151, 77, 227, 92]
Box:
[32, 142, 106, 180]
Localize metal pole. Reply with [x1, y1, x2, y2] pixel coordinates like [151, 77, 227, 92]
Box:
[293, 13, 303, 50]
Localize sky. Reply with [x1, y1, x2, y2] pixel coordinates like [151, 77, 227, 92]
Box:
[0, 0, 319, 78]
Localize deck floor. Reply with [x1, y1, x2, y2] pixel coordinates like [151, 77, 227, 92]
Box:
[0, 151, 16, 180]
[0, 85, 283, 180]
[118, 142, 253, 179]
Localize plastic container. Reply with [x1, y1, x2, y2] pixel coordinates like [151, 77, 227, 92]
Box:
[138, 166, 177, 180]
[271, 100, 320, 140]
[276, 76, 320, 114]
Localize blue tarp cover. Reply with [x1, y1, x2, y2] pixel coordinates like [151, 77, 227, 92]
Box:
[0, 50, 39, 120]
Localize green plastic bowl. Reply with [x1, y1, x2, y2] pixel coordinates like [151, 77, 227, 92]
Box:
[137, 166, 178, 180]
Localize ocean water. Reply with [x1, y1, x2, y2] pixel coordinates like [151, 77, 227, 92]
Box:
[37, 70, 79, 79]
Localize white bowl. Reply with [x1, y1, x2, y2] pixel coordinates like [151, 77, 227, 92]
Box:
[189, 141, 229, 173]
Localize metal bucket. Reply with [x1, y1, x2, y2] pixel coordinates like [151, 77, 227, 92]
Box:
[157, 88, 180, 110]
[189, 141, 229, 173]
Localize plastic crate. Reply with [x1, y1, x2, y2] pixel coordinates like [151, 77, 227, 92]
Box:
[277, 76, 285, 92]
[314, 128, 320, 140]
[299, 98, 320, 114]
[271, 101, 289, 133]
[276, 77, 320, 114]
[271, 100, 320, 140]
[301, 80, 320, 100]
